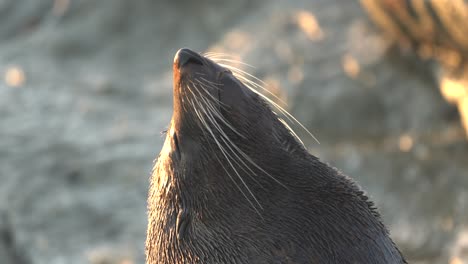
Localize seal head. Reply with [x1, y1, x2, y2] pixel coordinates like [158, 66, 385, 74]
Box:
[146, 48, 407, 264]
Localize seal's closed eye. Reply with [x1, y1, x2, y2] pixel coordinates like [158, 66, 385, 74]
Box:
[217, 69, 232, 80]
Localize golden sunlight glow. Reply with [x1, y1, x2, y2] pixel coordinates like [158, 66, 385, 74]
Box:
[437, 48, 462, 68]
[398, 134, 413, 152]
[459, 97, 468, 139]
[440, 74, 468, 138]
[120, 259, 134, 264]
[449, 257, 464, 264]
[4, 66, 26, 88]
[224, 30, 251, 51]
[342, 54, 360, 78]
[288, 66, 304, 85]
[263, 76, 287, 106]
[451, 229, 468, 264]
[440, 76, 467, 104]
[295, 10, 323, 41]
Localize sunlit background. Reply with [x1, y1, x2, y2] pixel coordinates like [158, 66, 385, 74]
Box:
[1, 0, 467, 263]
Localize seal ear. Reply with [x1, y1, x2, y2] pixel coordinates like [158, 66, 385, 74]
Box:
[176, 207, 190, 240]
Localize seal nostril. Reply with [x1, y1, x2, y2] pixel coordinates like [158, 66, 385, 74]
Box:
[176, 48, 203, 68]
[184, 57, 203, 66]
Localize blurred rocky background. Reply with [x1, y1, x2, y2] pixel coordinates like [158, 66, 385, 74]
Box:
[0, 0, 467, 263]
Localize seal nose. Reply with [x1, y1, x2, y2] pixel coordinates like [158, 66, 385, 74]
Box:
[174, 48, 203, 69]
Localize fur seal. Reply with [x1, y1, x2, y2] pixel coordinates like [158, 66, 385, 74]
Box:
[145, 48, 407, 263]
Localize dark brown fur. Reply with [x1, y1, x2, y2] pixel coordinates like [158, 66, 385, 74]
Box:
[145, 48, 407, 263]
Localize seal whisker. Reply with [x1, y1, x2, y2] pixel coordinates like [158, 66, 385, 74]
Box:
[217, 63, 286, 105]
[278, 117, 305, 147]
[202, 52, 238, 59]
[184, 83, 199, 110]
[233, 72, 312, 143]
[195, 113, 264, 215]
[200, 105, 265, 189]
[196, 96, 258, 177]
[226, 138, 288, 188]
[192, 80, 236, 125]
[215, 61, 320, 145]
[229, 69, 320, 145]
[190, 98, 264, 213]
[209, 58, 256, 69]
[199, 77, 224, 88]
[184, 63, 292, 188]
[193, 80, 226, 107]
[190, 97, 264, 202]
[190, 85, 258, 178]
[195, 79, 222, 93]
[193, 80, 221, 96]
[192, 81, 245, 139]
[185, 84, 213, 139]
[193, 86, 288, 189]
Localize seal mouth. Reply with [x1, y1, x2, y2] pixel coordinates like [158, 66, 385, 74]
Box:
[172, 48, 230, 121]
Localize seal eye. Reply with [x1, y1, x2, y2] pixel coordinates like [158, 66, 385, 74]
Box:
[217, 70, 232, 80]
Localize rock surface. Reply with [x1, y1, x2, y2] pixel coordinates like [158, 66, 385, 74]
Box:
[0, 0, 467, 263]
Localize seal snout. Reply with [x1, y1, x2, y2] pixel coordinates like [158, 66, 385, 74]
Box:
[174, 48, 203, 69]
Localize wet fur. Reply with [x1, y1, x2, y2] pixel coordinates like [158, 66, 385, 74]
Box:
[146, 49, 407, 263]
